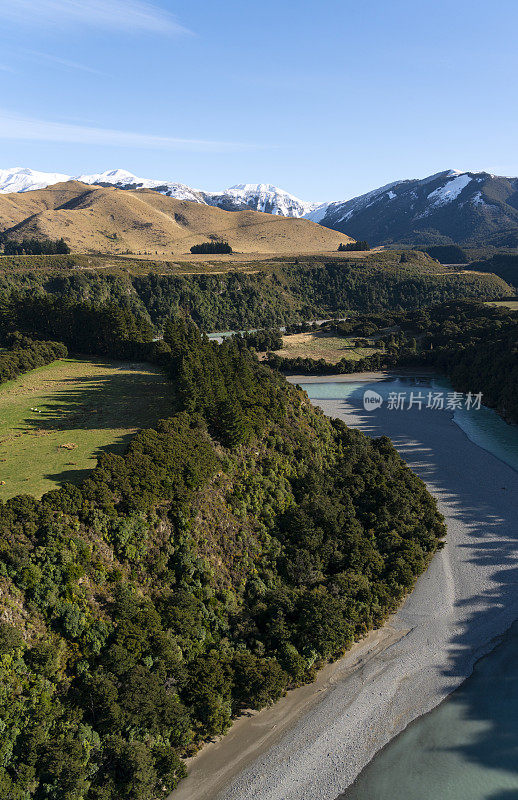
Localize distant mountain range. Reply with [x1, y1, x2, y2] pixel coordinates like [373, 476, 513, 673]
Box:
[0, 168, 319, 218]
[2, 167, 518, 247]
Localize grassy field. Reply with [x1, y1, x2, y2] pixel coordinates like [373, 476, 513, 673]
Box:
[484, 299, 518, 310]
[263, 331, 382, 363]
[0, 249, 463, 277]
[0, 358, 174, 501]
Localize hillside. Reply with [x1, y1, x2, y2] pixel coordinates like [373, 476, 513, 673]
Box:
[0, 299, 446, 799]
[0, 251, 511, 333]
[469, 252, 518, 288]
[0, 181, 90, 231]
[308, 170, 518, 247]
[0, 181, 348, 255]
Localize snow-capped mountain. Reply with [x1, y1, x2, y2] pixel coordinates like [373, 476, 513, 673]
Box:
[82, 174, 319, 217]
[77, 169, 207, 204]
[0, 167, 70, 194]
[3, 166, 518, 245]
[210, 184, 319, 217]
[305, 170, 518, 247]
[0, 168, 317, 218]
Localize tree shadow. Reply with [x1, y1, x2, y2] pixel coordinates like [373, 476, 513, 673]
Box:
[301, 376, 518, 798]
[16, 360, 173, 488]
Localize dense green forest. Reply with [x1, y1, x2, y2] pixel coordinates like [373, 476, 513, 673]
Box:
[421, 244, 469, 264]
[0, 334, 68, 384]
[237, 328, 284, 351]
[0, 296, 156, 359]
[189, 240, 233, 254]
[267, 302, 518, 424]
[338, 241, 370, 251]
[0, 251, 511, 333]
[470, 252, 518, 287]
[1, 238, 71, 256]
[411, 245, 518, 288]
[0, 297, 446, 800]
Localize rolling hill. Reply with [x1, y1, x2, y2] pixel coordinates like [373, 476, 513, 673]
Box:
[0, 180, 350, 255]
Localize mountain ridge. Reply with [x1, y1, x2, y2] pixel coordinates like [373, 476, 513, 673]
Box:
[3, 167, 518, 246]
[0, 167, 319, 218]
[307, 169, 518, 247]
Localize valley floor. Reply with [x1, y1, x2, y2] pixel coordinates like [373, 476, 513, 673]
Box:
[170, 372, 518, 800]
[260, 331, 382, 364]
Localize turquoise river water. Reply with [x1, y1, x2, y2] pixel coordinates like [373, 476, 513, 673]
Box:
[300, 376, 518, 800]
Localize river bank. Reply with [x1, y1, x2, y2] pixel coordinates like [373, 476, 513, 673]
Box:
[171, 373, 518, 800]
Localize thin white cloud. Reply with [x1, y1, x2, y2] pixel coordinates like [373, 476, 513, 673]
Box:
[0, 110, 258, 153]
[27, 51, 107, 76]
[0, 0, 191, 35]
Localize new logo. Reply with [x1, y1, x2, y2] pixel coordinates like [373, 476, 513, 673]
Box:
[363, 389, 383, 411]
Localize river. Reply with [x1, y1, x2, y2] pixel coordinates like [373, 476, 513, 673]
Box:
[298, 375, 518, 800]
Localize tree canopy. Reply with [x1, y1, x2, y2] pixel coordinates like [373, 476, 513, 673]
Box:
[0, 296, 446, 799]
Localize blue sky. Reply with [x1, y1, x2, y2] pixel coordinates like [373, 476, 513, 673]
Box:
[0, 0, 517, 201]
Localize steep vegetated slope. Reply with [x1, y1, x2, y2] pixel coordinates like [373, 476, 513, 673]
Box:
[469, 252, 518, 288]
[0, 333, 67, 385]
[0, 181, 343, 255]
[399, 245, 518, 290]
[0, 251, 511, 333]
[0, 297, 446, 799]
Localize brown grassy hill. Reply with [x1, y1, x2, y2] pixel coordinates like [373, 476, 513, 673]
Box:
[0, 181, 351, 255]
[0, 181, 92, 230]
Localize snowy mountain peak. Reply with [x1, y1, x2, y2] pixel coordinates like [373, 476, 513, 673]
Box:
[217, 183, 319, 217]
[0, 166, 319, 219]
[305, 168, 518, 247]
[226, 182, 298, 197]
[77, 169, 205, 202]
[0, 167, 70, 194]
[227, 183, 279, 193]
[78, 168, 142, 185]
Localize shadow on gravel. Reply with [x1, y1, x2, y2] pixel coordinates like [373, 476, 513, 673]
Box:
[302, 377, 518, 800]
